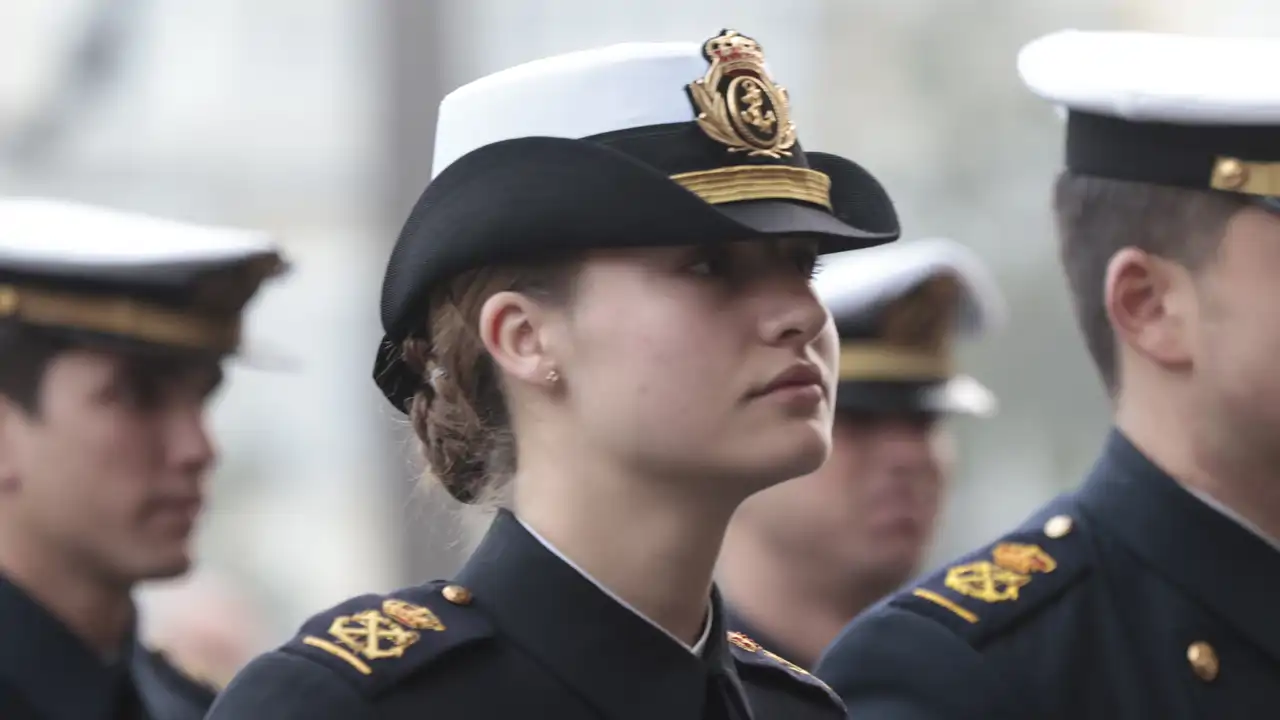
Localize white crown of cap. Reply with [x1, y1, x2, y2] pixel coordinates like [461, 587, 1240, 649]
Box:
[814, 237, 1007, 340]
[0, 197, 278, 267]
[1018, 30, 1280, 125]
[432, 41, 774, 178]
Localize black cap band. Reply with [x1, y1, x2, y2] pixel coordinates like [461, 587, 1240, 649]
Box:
[1066, 110, 1280, 194]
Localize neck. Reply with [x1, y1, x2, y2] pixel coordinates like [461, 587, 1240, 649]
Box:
[512, 449, 739, 646]
[1117, 382, 1280, 545]
[717, 522, 878, 668]
[0, 527, 134, 657]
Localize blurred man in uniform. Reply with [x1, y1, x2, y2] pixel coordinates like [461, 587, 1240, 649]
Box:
[817, 30, 1280, 718]
[0, 197, 285, 720]
[720, 237, 1005, 670]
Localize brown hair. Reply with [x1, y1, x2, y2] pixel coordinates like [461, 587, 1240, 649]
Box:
[1052, 171, 1248, 395]
[402, 262, 579, 504]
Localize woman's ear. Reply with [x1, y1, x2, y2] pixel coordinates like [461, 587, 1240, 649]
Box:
[478, 291, 558, 387]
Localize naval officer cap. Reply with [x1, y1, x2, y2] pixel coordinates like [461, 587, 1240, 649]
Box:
[374, 29, 901, 412]
[0, 197, 285, 357]
[1018, 30, 1280, 201]
[815, 238, 1006, 417]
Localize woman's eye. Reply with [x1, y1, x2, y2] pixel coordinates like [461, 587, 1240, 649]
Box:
[687, 248, 732, 277]
[799, 251, 822, 279]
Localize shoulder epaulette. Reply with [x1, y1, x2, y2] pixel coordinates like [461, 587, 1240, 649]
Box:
[282, 580, 493, 696]
[726, 632, 844, 709]
[890, 505, 1092, 646]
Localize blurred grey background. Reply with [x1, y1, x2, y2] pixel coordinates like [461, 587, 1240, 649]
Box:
[1, 0, 1266, 663]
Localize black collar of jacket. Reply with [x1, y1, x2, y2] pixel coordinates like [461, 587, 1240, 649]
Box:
[455, 509, 743, 720]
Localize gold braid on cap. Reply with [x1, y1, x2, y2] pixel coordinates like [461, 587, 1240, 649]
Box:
[679, 30, 830, 210]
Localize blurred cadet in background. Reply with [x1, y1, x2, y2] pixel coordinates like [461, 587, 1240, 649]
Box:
[818, 30, 1280, 717]
[720, 238, 1005, 670]
[0, 198, 285, 720]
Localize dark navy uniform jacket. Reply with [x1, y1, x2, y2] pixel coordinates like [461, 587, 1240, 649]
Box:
[0, 575, 216, 720]
[815, 429, 1280, 719]
[207, 509, 844, 719]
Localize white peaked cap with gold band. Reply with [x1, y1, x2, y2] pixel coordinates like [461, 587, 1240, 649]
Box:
[374, 29, 901, 413]
[1018, 30, 1280, 201]
[0, 197, 286, 357]
[814, 238, 1006, 418]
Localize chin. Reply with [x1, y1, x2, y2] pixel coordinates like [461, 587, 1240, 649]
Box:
[732, 423, 832, 490]
[133, 550, 194, 582]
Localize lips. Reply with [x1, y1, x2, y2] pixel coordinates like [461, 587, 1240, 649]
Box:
[752, 363, 825, 398]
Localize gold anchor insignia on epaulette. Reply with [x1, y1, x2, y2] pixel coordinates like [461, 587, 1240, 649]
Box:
[944, 542, 1057, 603]
[328, 610, 421, 661]
[302, 598, 446, 675]
[944, 562, 1030, 602]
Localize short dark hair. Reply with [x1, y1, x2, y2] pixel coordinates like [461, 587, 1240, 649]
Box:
[1053, 171, 1249, 394]
[0, 322, 70, 414]
[0, 323, 226, 418]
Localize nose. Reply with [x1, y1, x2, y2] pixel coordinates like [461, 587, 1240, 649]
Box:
[166, 404, 216, 476]
[757, 279, 830, 348]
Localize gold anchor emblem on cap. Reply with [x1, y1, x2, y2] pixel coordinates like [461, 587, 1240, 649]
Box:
[687, 29, 797, 159]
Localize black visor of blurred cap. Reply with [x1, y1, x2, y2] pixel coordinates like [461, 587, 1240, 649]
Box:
[0, 197, 288, 363]
[1019, 31, 1280, 205]
[372, 30, 902, 413]
[833, 376, 997, 418]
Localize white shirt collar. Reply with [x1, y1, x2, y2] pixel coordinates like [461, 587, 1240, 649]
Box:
[1185, 486, 1280, 554]
[517, 517, 714, 655]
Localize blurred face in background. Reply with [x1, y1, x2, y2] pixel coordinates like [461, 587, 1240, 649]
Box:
[0, 350, 220, 586]
[734, 409, 950, 596]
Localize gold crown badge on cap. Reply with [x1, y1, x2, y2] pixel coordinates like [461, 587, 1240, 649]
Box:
[687, 29, 797, 159]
